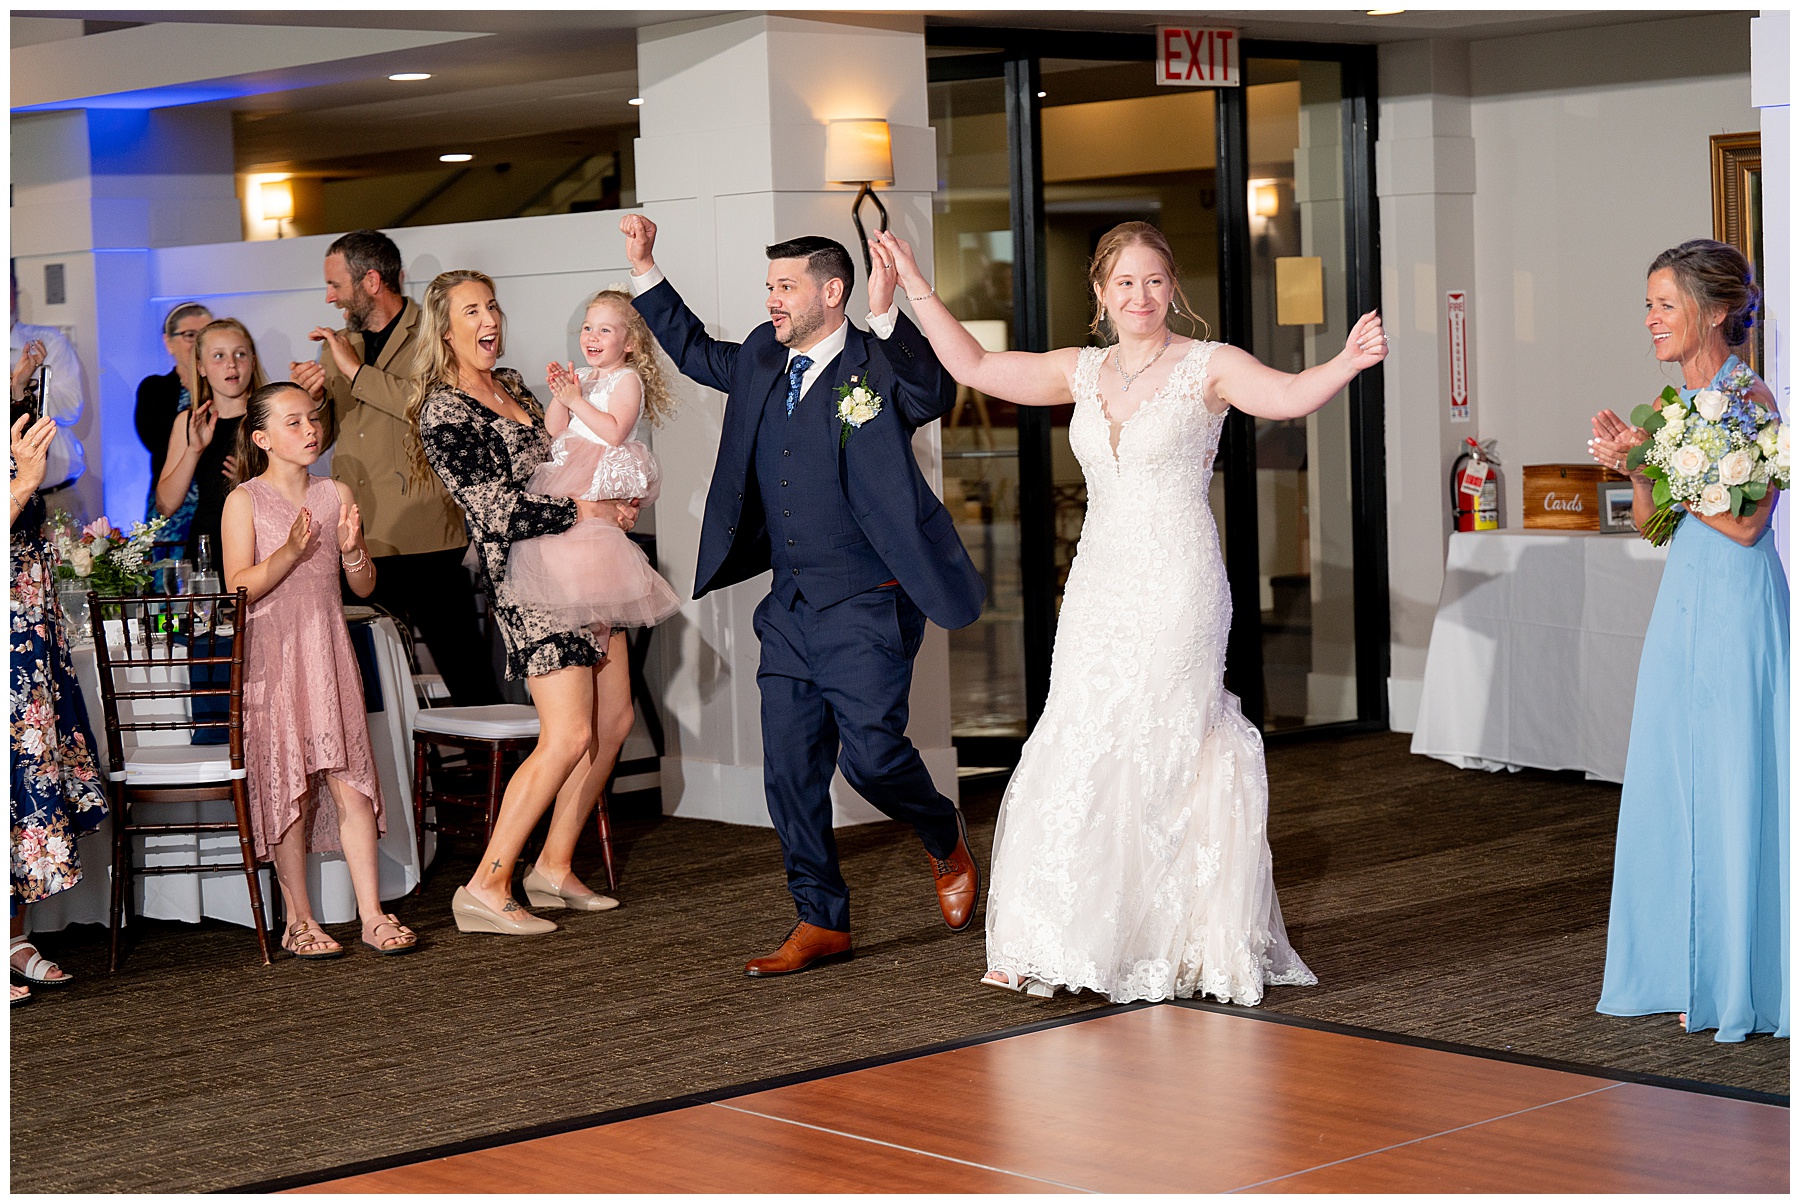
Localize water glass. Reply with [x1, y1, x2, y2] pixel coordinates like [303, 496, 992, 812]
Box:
[57, 588, 91, 645]
[189, 572, 221, 634]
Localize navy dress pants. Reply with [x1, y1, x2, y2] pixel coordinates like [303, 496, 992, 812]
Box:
[753, 584, 961, 932]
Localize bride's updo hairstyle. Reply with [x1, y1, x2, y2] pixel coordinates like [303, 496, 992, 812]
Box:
[1087, 221, 1207, 342]
[1649, 239, 1760, 349]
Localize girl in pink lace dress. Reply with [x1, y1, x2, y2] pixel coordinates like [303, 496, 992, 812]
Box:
[506, 290, 681, 629]
[220, 382, 417, 959]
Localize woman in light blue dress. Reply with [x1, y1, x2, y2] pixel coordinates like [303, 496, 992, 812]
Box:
[1588, 239, 1787, 1043]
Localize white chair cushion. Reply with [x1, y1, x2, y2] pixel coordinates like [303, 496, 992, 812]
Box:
[111, 743, 245, 785]
[413, 704, 541, 740]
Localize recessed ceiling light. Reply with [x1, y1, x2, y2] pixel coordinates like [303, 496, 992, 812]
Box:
[388, 72, 432, 81]
[1036, 90, 1047, 98]
[1366, 8, 1405, 14]
[627, 97, 645, 106]
[439, 153, 473, 163]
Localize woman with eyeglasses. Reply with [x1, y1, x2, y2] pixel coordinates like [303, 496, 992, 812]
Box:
[134, 302, 212, 539]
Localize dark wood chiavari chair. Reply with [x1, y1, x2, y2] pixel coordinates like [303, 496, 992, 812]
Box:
[87, 588, 272, 971]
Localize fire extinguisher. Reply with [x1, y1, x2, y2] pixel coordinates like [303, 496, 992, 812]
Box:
[1450, 437, 1503, 531]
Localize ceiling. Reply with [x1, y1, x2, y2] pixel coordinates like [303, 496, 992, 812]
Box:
[13, 8, 1733, 175]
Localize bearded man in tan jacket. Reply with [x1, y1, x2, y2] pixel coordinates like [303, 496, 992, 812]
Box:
[291, 229, 500, 705]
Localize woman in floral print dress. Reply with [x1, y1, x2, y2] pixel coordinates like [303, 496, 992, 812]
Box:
[9, 402, 106, 1006]
[410, 270, 639, 937]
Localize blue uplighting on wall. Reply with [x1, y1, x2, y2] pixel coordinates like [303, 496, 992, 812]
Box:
[15, 81, 274, 113]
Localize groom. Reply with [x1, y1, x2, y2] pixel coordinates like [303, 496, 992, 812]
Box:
[621, 214, 986, 976]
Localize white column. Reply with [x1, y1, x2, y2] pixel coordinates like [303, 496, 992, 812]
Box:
[1752, 10, 1789, 572]
[634, 12, 955, 826]
[1375, 40, 1477, 732]
[11, 107, 240, 523]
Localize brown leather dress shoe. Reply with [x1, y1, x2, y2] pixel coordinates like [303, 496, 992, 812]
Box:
[744, 921, 853, 977]
[929, 809, 980, 931]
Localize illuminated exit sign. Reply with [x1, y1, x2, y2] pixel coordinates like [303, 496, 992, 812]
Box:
[1156, 26, 1241, 87]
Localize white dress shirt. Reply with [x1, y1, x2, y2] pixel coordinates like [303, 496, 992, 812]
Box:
[10, 321, 86, 489]
[628, 264, 898, 402]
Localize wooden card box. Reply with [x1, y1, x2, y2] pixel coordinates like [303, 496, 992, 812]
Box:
[1522, 463, 1627, 530]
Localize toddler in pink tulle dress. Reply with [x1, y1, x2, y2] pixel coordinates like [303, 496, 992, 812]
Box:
[507, 290, 682, 630]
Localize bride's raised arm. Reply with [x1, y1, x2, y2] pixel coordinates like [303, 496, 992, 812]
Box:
[1207, 311, 1389, 420]
[873, 231, 1080, 408]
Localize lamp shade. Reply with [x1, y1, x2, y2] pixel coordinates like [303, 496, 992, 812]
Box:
[260, 178, 295, 221]
[1251, 182, 1279, 218]
[825, 119, 893, 185]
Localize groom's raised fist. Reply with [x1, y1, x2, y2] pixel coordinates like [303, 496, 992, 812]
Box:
[620, 214, 658, 274]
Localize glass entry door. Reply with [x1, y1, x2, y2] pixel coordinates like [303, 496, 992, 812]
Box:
[928, 38, 1384, 757]
[1242, 57, 1361, 730]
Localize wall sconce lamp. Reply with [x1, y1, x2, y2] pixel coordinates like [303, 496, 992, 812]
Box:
[1251, 182, 1280, 219]
[826, 118, 894, 273]
[260, 178, 295, 239]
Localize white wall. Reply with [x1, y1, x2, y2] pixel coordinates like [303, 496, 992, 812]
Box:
[1468, 12, 1756, 529]
[1381, 12, 1757, 730]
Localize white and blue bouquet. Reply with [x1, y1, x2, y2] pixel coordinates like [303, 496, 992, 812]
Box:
[1626, 361, 1789, 545]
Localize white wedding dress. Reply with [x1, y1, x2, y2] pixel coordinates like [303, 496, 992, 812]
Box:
[984, 342, 1317, 1005]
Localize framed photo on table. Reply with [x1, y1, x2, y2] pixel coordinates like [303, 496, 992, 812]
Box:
[1598, 481, 1637, 534]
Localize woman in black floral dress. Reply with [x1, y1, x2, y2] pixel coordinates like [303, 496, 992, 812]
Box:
[410, 270, 639, 935]
[9, 400, 105, 1005]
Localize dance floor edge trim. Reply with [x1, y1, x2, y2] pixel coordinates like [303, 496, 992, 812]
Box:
[222, 998, 1787, 1194]
[1168, 998, 1790, 1108]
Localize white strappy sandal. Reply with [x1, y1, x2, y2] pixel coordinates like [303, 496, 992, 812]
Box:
[10, 936, 73, 987]
[981, 968, 1055, 998]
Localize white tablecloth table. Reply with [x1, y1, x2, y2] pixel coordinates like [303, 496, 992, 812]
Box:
[30, 615, 425, 933]
[1410, 530, 1670, 784]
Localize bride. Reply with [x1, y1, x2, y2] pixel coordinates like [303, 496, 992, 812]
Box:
[872, 224, 1386, 1004]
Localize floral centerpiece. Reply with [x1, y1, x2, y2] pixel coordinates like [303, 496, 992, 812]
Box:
[1625, 360, 1790, 546]
[48, 513, 170, 596]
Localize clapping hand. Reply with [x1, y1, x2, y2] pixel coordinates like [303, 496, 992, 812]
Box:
[11, 339, 46, 400]
[309, 326, 361, 379]
[1589, 409, 1650, 479]
[188, 398, 219, 450]
[1343, 311, 1389, 371]
[221, 454, 239, 484]
[10, 412, 57, 496]
[289, 359, 327, 402]
[336, 501, 365, 555]
[284, 506, 314, 558]
[620, 214, 658, 274]
[546, 361, 583, 410]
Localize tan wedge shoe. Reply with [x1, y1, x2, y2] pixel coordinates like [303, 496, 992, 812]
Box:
[451, 886, 558, 935]
[521, 865, 621, 912]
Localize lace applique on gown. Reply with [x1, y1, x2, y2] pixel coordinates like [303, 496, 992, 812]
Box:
[983, 342, 1316, 1005]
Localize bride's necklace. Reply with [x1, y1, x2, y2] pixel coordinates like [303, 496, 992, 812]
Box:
[1111, 330, 1173, 392]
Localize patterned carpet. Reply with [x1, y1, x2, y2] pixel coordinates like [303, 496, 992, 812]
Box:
[9, 732, 1785, 1192]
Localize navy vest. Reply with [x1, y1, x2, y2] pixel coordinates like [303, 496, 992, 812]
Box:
[755, 356, 894, 609]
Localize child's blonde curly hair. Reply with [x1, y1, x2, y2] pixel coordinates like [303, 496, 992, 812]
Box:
[584, 289, 676, 426]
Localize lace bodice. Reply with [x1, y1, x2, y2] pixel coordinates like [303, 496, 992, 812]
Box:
[563, 367, 640, 448]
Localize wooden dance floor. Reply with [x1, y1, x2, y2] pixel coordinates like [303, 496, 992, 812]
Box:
[295, 1004, 1786, 1194]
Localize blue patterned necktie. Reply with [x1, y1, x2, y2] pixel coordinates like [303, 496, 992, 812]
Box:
[785, 355, 813, 417]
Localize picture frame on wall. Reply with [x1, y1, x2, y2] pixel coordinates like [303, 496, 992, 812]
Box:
[1711, 131, 1762, 374]
[1597, 482, 1637, 534]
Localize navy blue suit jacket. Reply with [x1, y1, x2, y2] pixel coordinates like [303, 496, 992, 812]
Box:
[635, 279, 985, 631]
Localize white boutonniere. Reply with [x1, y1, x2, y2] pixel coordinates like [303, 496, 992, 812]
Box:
[833, 375, 884, 447]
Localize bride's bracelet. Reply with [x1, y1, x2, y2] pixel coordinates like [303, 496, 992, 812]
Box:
[906, 284, 936, 302]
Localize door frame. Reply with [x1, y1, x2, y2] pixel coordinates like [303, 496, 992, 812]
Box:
[926, 29, 1390, 763]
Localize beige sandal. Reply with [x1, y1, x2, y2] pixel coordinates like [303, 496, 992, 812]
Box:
[362, 914, 419, 956]
[283, 921, 345, 961]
